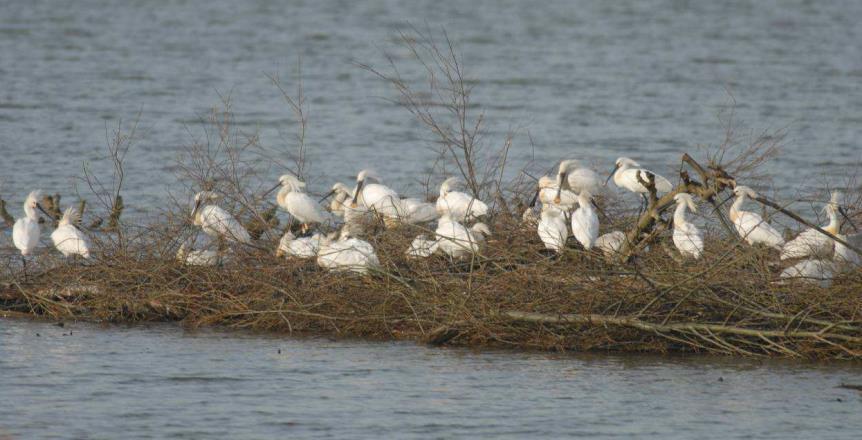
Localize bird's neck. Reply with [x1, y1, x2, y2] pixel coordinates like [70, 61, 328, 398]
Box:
[276, 186, 291, 206]
[23, 203, 37, 220]
[825, 207, 839, 234]
[729, 194, 746, 221]
[673, 203, 688, 226]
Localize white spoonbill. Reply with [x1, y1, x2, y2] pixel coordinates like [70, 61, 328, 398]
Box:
[571, 191, 599, 250]
[536, 175, 576, 211]
[781, 192, 841, 260]
[406, 235, 439, 258]
[191, 191, 251, 244]
[274, 174, 328, 233]
[350, 170, 404, 223]
[176, 242, 221, 267]
[324, 182, 354, 218]
[608, 157, 673, 211]
[276, 231, 323, 259]
[316, 229, 380, 274]
[556, 160, 603, 199]
[780, 259, 835, 288]
[537, 205, 568, 253]
[50, 207, 91, 259]
[436, 177, 488, 222]
[729, 186, 784, 250]
[400, 198, 439, 224]
[596, 230, 626, 259]
[12, 190, 43, 260]
[672, 193, 703, 259]
[435, 214, 491, 259]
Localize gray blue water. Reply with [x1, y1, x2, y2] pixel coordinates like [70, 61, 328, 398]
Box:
[2, 0, 862, 438]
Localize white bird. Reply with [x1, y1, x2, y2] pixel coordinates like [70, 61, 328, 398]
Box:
[729, 186, 784, 250]
[780, 259, 835, 288]
[277, 231, 324, 259]
[608, 157, 673, 212]
[50, 207, 91, 259]
[672, 193, 703, 259]
[325, 182, 354, 218]
[274, 174, 328, 233]
[435, 215, 491, 259]
[436, 177, 488, 222]
[350, 170, 404, 224]
[536, 175, 576, 211]
[596, 230, 627, 259]
[400, 198, 439, 224]
[176, 242, 221, 267]
[406, 235, 439, 258]
[571, 191, 599, 250]
[833, 233, 861, 269]
[537, 205, 568, 253]
[557, 159, 603, 198]
[316, 229, 380, 274]
[781, 192, 841, 260]
[12, 190, 43, 259]
[191, 191, 251, 244]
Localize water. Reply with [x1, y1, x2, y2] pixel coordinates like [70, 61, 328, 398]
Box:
[2, 1, 862, 437]
[1, 0, 861, 211]
[0, 320, 859, 439]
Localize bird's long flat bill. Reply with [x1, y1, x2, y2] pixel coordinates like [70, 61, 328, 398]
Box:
[319, 189, 337, 203]
[605, 164, 619, 185]
[528, 188, 540, 208]
[554, 172, 566, 204]
[350, 180, 364, 208]
[35, 203, 53, 219]
[839, 206, 858, 232]
[191, 198, 202, 219]
[263, 182, 281, 197]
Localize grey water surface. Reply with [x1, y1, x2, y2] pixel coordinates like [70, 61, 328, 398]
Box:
[2, 0, 862, 438]
[0, 320, 860, 439]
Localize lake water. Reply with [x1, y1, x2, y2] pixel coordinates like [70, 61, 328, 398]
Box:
[2, 0, 862, 437]
[1, 320, 860, 439]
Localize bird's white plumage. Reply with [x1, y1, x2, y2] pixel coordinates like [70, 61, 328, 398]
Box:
[177, 243, 221, 266]
[401, 198, 439, 224]
[611, 157, 673, 194]
[729, 186, 784, 250]
[12, 190, 42, 257]
[780, 259, 834, 288]
[328, 182, 354, 218]
[558, 160, 603, 196]
[833, 233, 861, 269]
[406, 235, 438, 258]
[781, 197, 839, 260]
[537, 175, 576, 211]
[537, 205, 568, 252]
[192, 192, 252, 244]
[672, 193, 703, 259]
[596, 230, 626, 259]
[277, 232, 323, 259]
[570, 192, 599, 250]
[435, 215, 490, 258]
[51, 207, 91, 259]
[436, 177, 488, 222]
[276, 174, 328, 225]
[316, 231, 380, 274]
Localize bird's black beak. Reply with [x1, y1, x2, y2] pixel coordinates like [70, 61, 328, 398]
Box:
[36, 203, 53, 219]
[191, 199, 202, 219]
[319, 189, 337, 203]
[351, 180, 364, 208]
[263, 182, 281, 197]
[839, 206, 858, 232]
[528, 188, 540, 208]
[554, 172, 566, 204]
[605, 164, 619, 185]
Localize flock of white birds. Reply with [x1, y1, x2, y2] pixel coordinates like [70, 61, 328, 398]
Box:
[8, 156, 861, 286]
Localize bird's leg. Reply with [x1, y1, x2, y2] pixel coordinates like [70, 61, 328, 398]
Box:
[301, 223, 309, 235]
[637, 194, 648, 218]
[21, 256, 28, 283]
